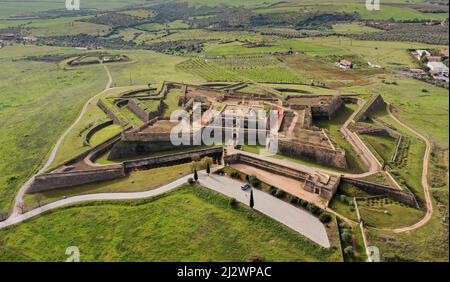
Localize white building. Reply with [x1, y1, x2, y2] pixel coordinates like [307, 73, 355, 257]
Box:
[427, 62, 449, 76]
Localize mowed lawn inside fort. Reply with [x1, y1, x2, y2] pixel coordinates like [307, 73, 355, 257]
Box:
[0, 185, 341, 262]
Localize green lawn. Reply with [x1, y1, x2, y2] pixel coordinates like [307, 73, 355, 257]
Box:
[360, 134, 397, 163]
[89, 124, 123, 147]
[2, 185, 342, 262]
[0, 45, 107, 215]
[163, 88, 182, 118]
[357, 197, 425, 228]
[332, 23, 381, 34]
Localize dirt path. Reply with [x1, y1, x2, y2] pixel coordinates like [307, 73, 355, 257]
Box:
[386, 104, 433, 233]
[10, 65, 113, 217]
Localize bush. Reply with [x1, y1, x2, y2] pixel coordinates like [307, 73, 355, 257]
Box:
[319, 213, 332, 223]
[299, 199, 308, 207]
[249, 255, 265, 262]
[269, 186, 277, 196]
[344, 246, 354, 257]
[230, 171, 240, 179]
[307, 203, 322, 215]
[248, 175, 261, 187]
[341, 231, 353, 244]
[274, 189, 285, 198]
[229, 198, 238, 208]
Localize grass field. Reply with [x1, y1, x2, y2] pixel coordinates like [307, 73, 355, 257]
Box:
[0, 45, 107, 215]
[360, 134, 397, 163]
[0, 16, 111, 36]
[107, 50, 203, 87]
[357, 197, 425, 228]
[302, 37, 447, 69]
[332, 23, 381, 34]
[0, 0, 150, 18]
[1, 185, 341, 262]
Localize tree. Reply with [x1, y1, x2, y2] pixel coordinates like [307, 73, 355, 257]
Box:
[319, 213, 332, 223]
[249, 189, 254, 209]
[206, 162, 211, 175]
[194, 169, 198, 182]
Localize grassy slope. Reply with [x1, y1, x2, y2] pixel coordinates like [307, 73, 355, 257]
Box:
[1, 185, 341, 262]
[0, 45, 106, 214]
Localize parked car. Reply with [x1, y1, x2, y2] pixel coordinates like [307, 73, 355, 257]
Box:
[241, 184, 251, 191]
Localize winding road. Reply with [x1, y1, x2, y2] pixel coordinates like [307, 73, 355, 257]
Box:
[386, 104, 433, 233]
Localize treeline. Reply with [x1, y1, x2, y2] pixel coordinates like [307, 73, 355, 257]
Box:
[350, 22, 449, 45]
[80, 12, 148, 28]
[37, 33, 204, 54]
[38, 34, 136, 50]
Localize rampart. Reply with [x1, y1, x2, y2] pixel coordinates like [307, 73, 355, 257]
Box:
[126, 99, 162, 123]
[84, 120, 114, 146]
[355, 94, 385, 121]
[342, 177, 419, 208]
[124, 147, 223, 170]
[28, 167, 126, 193]
[278, 139, 347, 169]
[97, 99, 125, 127]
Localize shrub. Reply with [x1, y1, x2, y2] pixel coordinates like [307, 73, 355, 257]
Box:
[269, 186, 277, 196]
[229, 198, 238, 208]
[249, 255, 265, 262]
[230, 171, 240, 179]
[307, 203, 322, 215]
[274, 189, 285, 198]
[341, 231, 353, 244]
[319, 213, 332, 223]
[248, 175, 261, 187]
[299, 199, 308, 207]
[344, 246, 354, 257]
[287, 195, 295, 203]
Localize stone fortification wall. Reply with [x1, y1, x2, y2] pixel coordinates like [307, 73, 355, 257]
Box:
[278, 140, 347, 169]
[97, 99, 124, 127]
[124, 147, 223, 170]
[342, 177, 419, 208]
[28, 167, 126, 193]
[84, 120, 114, 146]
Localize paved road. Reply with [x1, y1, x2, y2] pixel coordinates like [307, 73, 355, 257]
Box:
[0, 170, 330, 248]
[198, 172, 330, 247]
[10, 65, 113, 217]
[386, 104, 433, 233]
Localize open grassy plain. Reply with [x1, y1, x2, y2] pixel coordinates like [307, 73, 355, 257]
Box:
[0, 45, 107, 215]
